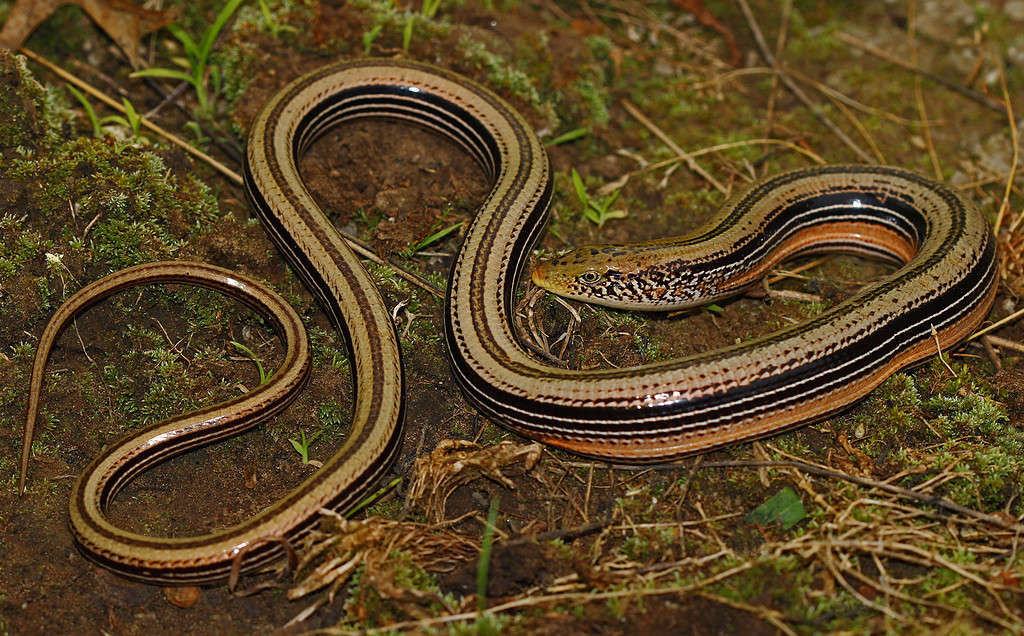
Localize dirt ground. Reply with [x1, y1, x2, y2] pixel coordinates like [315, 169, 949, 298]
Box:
[3, 0, 1024, 634]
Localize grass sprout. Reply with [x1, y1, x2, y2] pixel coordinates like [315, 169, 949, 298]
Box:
[130, 0, 245, 114]
[402, 0, 444, 51]
[571, 168, 627, 227]
[476, 496, 500, 612]
[363, 23, 384, 53]
[258, 0, 297, 36]
[545, 127, 588, 146]
[66, 85, 144, 140]
[401, 220, 463, 257]
[229, 340, 269, 385]
[288, 428, 323, 465]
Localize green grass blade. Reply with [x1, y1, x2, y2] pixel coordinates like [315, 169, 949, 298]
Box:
[422, 0, 442, 18]
[164, 24, 198, 70]
[545, 127, 588, 147]
[362, 24, 383, 54]
[98, 115, 131, 129]
[229, 340, 268, 384]
[476, 497, 500, 612]
[66, 84, 101, 137]
[345, 477, 403, 518]
[167, 24, 199, 66]
[402, 17, 414, 51]
[403, 220, 463, 257]
[130, 67, 197, 85]
[120, 98, 141, 135]
[570, 168, 589, 206]
[198, 0, 246, 66]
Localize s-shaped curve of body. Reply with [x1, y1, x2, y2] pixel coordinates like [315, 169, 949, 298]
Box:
[18, 59, 996, 584]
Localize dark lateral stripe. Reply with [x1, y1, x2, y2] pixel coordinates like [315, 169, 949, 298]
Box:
[297, 85, 501, 178]
[457, 236, 995, 438]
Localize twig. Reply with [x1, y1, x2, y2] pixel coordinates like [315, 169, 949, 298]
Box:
[500, 517, 615, 547]
[735, 0, 873, 162]
[993, 51, 1020, 235]
[968, 305, 1024, 341]
[834, 31, 1005, 114]
[762, 0, 792, 143]
[986, 334, 1024, 354]
[765, 256, 829, 285]
[620, 99, 728, 194]
[831, 97, 885, 164]
[785, 66, 943, 128]
[763, 288, 823, 304]
[330, 559, 761, 635]
[21, 46, 239, 181]
[693, 592, 797, 636]
[72, 320, 95, 365]
[610, 138, 825, 191]
[980, 335, 1002, 371]
[908, 0, 942, 180]
[931, 324, 956, 376]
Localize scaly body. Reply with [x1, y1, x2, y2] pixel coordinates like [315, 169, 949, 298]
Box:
[19, 59, 996, 584]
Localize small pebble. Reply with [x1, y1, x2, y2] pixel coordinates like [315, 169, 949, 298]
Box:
[1006, 1, 1024, 21]
[163, 585, 201, 609]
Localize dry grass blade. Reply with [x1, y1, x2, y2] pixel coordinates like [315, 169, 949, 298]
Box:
[288, 515, 476, 615]
[834, 30, 1005, 113]
[993, 51, 1020, 235]
[735, 0, 873, 162]
[620, 98, 728, 194]
[969, 305, 1024, 341]
[907, 0, 942, 180]
[765, 493, 1024, 631]
[406, 439, 543, 523]
[690, 459, 1024, 533]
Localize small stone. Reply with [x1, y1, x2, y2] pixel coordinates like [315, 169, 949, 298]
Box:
[163, 585, 201, 609]
[1006, 1, 1024, 21]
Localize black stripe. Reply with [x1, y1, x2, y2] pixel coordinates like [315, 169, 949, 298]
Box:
[471, 233, 995, 436]
[297, 85, 501, 180]
[687, 191, 926, 282]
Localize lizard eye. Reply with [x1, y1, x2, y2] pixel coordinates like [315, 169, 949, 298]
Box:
[578, 270, 602, 285]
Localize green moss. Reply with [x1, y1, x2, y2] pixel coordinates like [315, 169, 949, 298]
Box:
[342, 551, 450, 628]
[570, 77, 610, 127]
[783, 15, 843, 63]
[8, 341, 34, 360]
[448, 613, 510, 636]
[2, 135, 218, 276]
[106, 326, 194, 426]
[364, 494, 403, 519]
[457, 36, 544, 109]
[308, 324, 350, 370]
[852, 363, 1022, 513]
[601, 310, 666, 363]
[233, 0, 312, 39]
[0, 51, 71, 148]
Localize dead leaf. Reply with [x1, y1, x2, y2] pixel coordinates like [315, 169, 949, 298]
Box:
[569, 19, 603, 37]
[0, 0, 179, 68]
[672, 0, 741, 67]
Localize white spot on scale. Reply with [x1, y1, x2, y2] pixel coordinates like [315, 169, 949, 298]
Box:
[222, 277, 246, 292]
